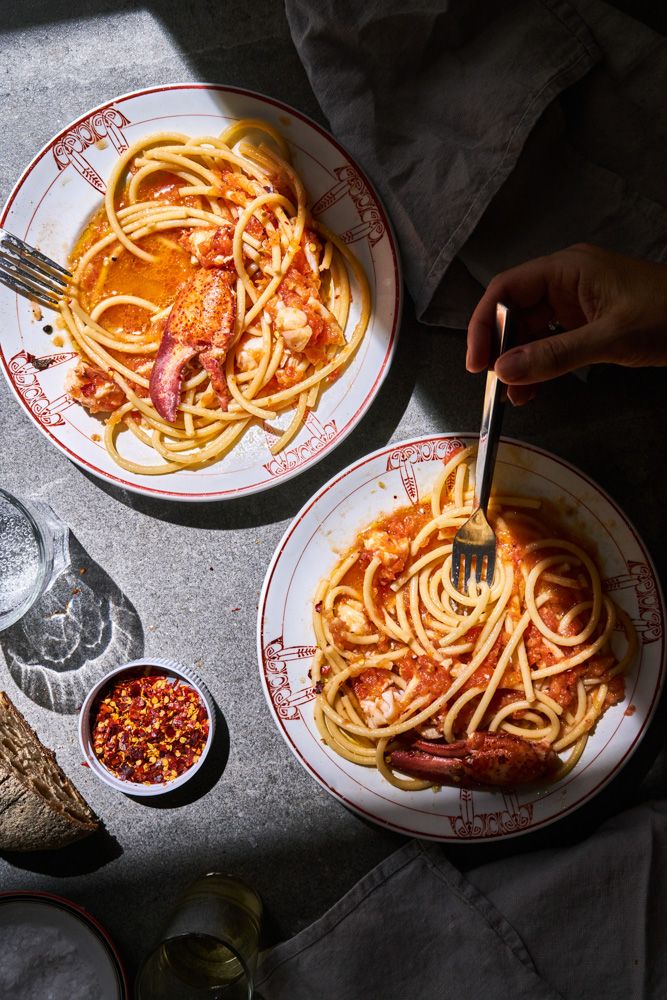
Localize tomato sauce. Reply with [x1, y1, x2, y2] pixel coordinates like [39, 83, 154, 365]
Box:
[71, 172, 200, 320]
[331, 490, 624, 728]
[398, 655, 452, 700]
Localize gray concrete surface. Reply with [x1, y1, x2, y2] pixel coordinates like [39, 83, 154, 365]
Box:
[1, 0, 666, 986]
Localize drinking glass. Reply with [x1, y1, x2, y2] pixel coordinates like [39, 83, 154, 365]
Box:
[135, 873, 262, 1000]
[0, 488, 70, 631]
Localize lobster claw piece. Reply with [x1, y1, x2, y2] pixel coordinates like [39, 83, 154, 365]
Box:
[388, 731, 560, 789]
[150, 330, 197, 422]
[149, 268, 236, 423]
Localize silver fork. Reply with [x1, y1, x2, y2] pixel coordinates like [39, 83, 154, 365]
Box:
[0, 228, 71, 309]
[451, 302, 515, 593]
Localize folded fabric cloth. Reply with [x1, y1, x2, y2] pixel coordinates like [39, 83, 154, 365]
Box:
[286, 0, 667, 327]
[256, 801, 667, 999]
[256, 840, 562, 1000]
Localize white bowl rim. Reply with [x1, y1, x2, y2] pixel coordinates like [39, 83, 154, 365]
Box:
[78, 658, 216, 797]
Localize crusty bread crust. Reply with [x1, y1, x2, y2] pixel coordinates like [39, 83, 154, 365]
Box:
[0, 691, 98, 852]
[0, 772, 95, 851]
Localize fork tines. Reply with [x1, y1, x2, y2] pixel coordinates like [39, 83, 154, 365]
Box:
[451, 507, 497, 594]
[451, 540, 496, 594]
[0, 229, 71, 309]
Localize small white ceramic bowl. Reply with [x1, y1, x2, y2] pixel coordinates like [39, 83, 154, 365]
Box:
[78, 658, 215, 797]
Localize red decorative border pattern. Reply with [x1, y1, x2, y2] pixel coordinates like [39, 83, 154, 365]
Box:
[8, 350, 76, 427]
[263, 636, 317, 721]
[449, 788, 533, 838]
[312, 164, 386, 247]
[52, 107, 130, 192]
[604, 560, 662, 643]
[386, 438, 466, 504]
[263, 413, 338, 478]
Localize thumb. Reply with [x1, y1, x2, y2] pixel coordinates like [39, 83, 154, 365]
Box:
[494, 319, 616, 385]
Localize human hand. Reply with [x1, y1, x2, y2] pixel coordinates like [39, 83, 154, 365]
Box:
[466, 244, 667, 405]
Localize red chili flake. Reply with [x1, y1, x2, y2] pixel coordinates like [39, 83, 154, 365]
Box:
[315, 601, 323, 613]
[321, 664, 331, 676]
[230, 607, 241, 612]
[81, 761, 90, 768]
[91, 671, 210, 785]
[314, 681, 324, 694]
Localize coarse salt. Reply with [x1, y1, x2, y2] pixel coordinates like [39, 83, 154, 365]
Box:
[0, 924, 100, 999]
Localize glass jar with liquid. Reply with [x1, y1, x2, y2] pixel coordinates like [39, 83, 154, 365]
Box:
[0, 488, 70, 631]
[136, 874, 262, 1000]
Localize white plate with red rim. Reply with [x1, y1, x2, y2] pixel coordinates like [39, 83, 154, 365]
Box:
[0, 892, 128, 998]
[0, 83, 400, 501]
[257, 433, 666, 842]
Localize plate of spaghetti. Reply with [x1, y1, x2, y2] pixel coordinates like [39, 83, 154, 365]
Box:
[258, 435, 665, 841]
[0, 84, 399, 499]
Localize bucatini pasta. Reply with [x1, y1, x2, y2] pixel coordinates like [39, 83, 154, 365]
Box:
[311, 447, 637, 790]
[61, 120, 370, 474]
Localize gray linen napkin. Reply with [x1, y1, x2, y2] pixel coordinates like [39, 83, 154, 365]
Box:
[256, 840, 562, 1000]
[286, 0, 667, 328]
[468, 800, 667, 999]
[256, 801, 667, 999]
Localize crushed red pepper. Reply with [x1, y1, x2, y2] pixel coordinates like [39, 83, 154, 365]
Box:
[92, 672, 209, 785]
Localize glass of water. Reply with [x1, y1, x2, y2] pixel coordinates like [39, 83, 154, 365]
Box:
[136, 873, 263, 1000]
[0, 488, 70, 631]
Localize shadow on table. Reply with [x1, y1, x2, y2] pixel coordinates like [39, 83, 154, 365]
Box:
[0, 533, 144, 714]
[84, 301, 417, 530]
[1, 824, 123, 877]
[128, 702, 230, 809]
[89, 820, 406, 975]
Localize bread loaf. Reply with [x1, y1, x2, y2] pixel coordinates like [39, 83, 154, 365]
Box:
[0, 692, 98, 851]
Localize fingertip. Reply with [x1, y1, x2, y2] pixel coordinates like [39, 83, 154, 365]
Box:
[494, 348, 528, 383]
[466, 355, 489, 374]
[466, 353, 486, 374]
[466, 323, 493, 372]
[508, 384, 537, 406]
